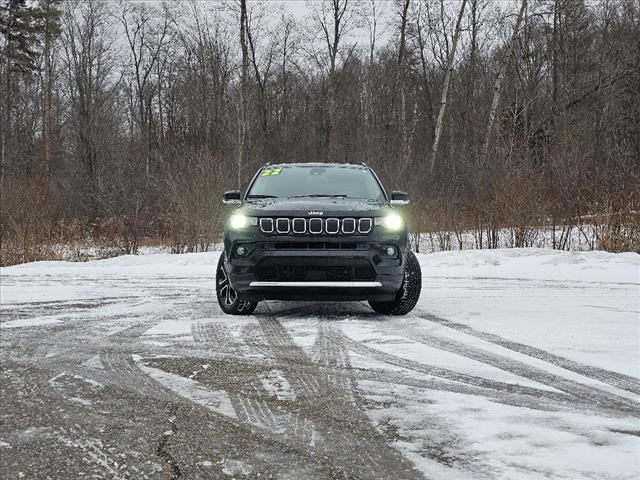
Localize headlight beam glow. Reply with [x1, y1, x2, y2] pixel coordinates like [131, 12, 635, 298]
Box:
[384, 213, 403, 231]
[229, 214, 249, 230]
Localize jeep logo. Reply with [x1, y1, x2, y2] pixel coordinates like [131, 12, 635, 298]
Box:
[308, 211, 324, 216]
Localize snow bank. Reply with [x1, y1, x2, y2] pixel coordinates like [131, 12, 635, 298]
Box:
[3, 247, 638, 285]
[0, 251, 219, 277]
[419, 248, 639, 284]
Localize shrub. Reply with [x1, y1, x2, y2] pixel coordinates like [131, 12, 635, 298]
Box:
[0, 180, 57, 266]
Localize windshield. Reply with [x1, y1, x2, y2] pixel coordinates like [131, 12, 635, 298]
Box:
[247, 165, 385, 201]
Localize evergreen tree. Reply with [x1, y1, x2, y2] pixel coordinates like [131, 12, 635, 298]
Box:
[0, 0, 42, 72]
[0, 0, 61, 178]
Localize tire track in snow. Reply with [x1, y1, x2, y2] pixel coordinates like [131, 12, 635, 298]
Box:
[27, 313, 145, 362]
[192, 321, 316, 447]
[30, 316, 114, 360]
[100, 351, 177, 401]
[110, 312, 312, 455]
[195, 323, 288, 430]
[258, 305, 424, 479]
[401, 327, 640, 415]
[3, 295, 333, 477]
[1, 362, 157, 479]
[99, 322, 179, 401]
[313, 318, 372, 423]
[314, 312, 497, 477]
[74, 348, 326, 477]
[222, 304, 582, 414]
[333, 330, 587, 403]
[92, 316, 327, 475]
[415, 311, 640, 396]
[352, 367, 575, 413]
[191, 322, 238, 357]
[172, 349, 577, 415]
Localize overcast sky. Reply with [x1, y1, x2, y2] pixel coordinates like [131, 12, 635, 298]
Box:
[253, 0, 395, 52]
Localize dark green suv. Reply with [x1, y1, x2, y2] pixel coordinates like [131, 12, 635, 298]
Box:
[216, 163, 421, 315]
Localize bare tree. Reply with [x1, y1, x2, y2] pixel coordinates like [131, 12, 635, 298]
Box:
[481, 0, 527, 159]
[119, 1, 170, 175]
[275, 11, 296, 162]
[363, 0, 385, 64]
[60, 0, 121, 192]
[41, 0, 61, 184]
[244, 4, 275, 162]
[428, 0, 468, 174]
[308, 0, 357, 161]
[2, 0, 639, 265]
[395, 0, 417, 182]
[238, 0, 249, 187]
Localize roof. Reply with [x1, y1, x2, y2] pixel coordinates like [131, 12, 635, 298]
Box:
[264, 162, 367, 169]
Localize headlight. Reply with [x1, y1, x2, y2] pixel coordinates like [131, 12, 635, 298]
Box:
[229, 214, 250, 229]
[383, 213, 403, 231]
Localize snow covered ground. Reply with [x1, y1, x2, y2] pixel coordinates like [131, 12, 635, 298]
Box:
[1, 248, 638, 479]
[413, 223, 613, 252]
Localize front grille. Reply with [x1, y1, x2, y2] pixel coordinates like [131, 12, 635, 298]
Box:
[354, 268, 375, 280]
[257, 266, 353, 282]
[259, 217, 372, 235]
[276, 218, 290, 233]
[255, 258, 376, 282]
[263, 242, 363, 250]
[280, 266, 307, 282]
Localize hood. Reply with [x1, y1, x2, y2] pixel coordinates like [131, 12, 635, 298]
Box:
[238, 197, 391, 217]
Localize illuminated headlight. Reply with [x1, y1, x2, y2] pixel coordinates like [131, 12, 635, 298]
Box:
[229, 214, 257, 230]
[375, 213, 403, 231]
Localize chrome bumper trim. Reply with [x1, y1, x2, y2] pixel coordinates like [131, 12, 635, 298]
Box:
[249, 281, 382, 288]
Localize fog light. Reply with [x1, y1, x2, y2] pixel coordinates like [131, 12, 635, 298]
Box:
[385, 246, 396, 256]
[236, 245, 247, 256]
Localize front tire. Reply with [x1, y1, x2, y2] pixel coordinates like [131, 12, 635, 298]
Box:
[216, 253, 258, 315]
[369, 251, 421, 315]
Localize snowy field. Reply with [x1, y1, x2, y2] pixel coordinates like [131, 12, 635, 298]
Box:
[1, 248, 639, 479]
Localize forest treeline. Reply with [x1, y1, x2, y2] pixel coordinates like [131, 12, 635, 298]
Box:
[1, 0, 639, 265]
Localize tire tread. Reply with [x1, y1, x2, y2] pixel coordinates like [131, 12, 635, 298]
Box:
[368, 251, 421, 315]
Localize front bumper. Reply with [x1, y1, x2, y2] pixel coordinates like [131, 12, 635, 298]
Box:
[224, 241, 406, 302]
[249, 281, 382, 287]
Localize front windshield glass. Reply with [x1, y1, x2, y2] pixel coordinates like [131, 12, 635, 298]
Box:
[247, 165, 385, 201]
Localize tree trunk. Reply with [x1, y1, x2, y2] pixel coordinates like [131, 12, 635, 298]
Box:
[2, 42, 10, 179]
[416, 11, 435, 139]
[481, 0, 528, 159]
[245, 11, 269, 163]
[238, 0, 249, 187]
[398, 0, 411, 178]
[428, 0, 468, 174]
[42, 0, 53, 185]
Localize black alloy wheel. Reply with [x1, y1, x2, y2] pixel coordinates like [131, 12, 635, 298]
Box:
[216, 253, 258, 315]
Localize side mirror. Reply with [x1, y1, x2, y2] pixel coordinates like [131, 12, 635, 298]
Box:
[223, 190, 242, 204]
[390, 191, 410, 205]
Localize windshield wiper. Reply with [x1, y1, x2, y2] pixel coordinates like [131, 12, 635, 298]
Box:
[290, 194, 348, 198]
[247, 194, 278, 199]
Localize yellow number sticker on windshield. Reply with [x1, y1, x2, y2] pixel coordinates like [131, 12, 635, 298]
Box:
[261, 167, 282, 176]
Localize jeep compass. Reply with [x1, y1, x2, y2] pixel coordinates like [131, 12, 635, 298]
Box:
[216, 163, 421, 315]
